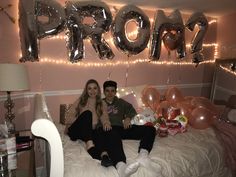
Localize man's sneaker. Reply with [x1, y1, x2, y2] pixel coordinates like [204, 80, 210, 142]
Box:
[101, 155, 113, 167]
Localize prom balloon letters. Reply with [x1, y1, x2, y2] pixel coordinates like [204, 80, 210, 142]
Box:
[18, 0, 208, 63]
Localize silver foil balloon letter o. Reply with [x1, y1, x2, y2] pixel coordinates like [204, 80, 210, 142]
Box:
[112, 5, 150, 56]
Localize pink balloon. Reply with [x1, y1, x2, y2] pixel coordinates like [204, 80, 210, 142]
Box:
[189, 107, 214, 129]
[165, 87, 184, 104]
[159, 100, 171, 109]
[176, 101, 193, 119]
[191, 97, 218, 114]
[158, 100, 170, 117]
[141, 86, 160, 112]
[163, 32, 182, 51]
[155, 104, 162, 117]
[184, 96, 194, 104]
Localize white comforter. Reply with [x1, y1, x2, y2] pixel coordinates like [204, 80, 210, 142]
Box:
[57, 125, 231, 177]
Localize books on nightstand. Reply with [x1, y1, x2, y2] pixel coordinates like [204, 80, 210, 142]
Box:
[16, 136, 33, 152]
[0, 136, 17, 170]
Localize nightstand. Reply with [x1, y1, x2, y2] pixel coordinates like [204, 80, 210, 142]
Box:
[14, 129, 36, 177]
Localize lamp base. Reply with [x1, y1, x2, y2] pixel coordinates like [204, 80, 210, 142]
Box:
[5, 120, 15, 135]
[4, 91, 16, 134]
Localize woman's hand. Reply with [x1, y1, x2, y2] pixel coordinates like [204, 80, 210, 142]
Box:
[103, 122, 112, 131]
[123, 117, 132, 129]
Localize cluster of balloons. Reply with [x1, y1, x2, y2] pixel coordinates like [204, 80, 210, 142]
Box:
[18, 0, 208, 63]
[141, 86, 219, 129]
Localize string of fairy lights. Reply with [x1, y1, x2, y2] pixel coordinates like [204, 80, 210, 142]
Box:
[36, 42, 218, 67]
[16, 12, 235, 76]
[220, 65, 236, 77]
[11, 1, 219, 68]
[35, 19, 218, 67]
[38, 58, 215, 67]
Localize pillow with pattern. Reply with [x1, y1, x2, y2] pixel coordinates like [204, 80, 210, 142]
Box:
[228, 109, 236, 124]
[121, 93, 139, 111]
[60, 98, 79, 125]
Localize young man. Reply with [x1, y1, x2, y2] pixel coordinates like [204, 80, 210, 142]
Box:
[103, 80, 156, 167]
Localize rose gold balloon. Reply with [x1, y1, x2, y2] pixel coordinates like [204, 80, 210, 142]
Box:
[141, 86, 160, 112]
[158, 100, 171, 116]
[191, 97, 218, 114]
[141, 86, 150, 106]
[165, 87, 184, 104]
[181, 96, 196, 110]
[184, 96, 194, 104]
[176, 101, 193, 119]
[159, 100, 171, 109]
[155, 104, 162, 116]
[189, 107, 214, 129]
[163, 32, 182, 51]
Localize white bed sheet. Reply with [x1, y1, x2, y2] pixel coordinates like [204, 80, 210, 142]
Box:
[56, 124, 232, 177]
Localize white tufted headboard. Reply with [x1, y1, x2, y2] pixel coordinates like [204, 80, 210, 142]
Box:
[31, 93, 64, 177]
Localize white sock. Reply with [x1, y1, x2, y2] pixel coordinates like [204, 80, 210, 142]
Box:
[137, 149, 162, 174]
[136, 149, 150, 167]
[138, 149, 149, 158]
[116, 161, 140, 177]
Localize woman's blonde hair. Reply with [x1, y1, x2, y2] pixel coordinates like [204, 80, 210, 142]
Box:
[76, 79, 103, 117]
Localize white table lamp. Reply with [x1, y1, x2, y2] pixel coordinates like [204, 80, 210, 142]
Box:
[0, 63, 29, 133]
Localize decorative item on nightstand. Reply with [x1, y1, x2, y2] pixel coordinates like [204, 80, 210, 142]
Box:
[60, 104, 72, 125]
[16, 135, 32, 152]
[0, 64, 29, 134]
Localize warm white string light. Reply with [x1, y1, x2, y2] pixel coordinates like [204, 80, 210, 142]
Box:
[214, 43, 219, 58]
[38, 57, 215, 67]
[208, 19, 217, 24]
[17, 10, 218, 67]
[186, 43, 218, 59]
[18, 41, 218, 66]
[220, 65, 236, 76]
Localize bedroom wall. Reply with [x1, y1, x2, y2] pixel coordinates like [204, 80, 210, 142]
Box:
[217, 13, 236, 57]
[213, 12, 236, 102]
[0, 0, 217, 131]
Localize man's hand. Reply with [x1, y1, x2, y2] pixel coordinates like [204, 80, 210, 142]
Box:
[123, 117, 132, 129]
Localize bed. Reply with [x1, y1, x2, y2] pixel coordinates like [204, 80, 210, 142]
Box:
[31, 93, 233, 177]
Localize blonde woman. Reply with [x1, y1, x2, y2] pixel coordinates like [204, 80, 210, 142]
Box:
[66, 79, 112, 167]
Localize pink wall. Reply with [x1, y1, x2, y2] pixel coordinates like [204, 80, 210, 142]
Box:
[0, 0, 218, 130]
[217, 13, 236, 56]
[213, 12, 236, 102]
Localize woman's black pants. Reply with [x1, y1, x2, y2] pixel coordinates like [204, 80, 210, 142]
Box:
[67, 110, 106, 160]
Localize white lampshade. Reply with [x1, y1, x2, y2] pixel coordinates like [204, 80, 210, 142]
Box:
[0, 63, 29, 92]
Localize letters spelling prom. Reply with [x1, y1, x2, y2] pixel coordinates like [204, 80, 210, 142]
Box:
[18, 0, 208, 63]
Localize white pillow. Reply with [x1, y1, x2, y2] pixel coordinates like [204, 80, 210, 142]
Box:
[228, 109, 236, 123]
[121, 93, 139, 111]
[131, 108, 156, 125]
